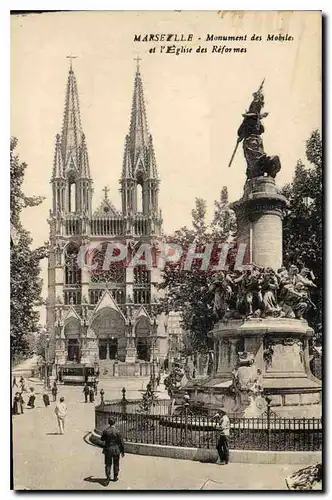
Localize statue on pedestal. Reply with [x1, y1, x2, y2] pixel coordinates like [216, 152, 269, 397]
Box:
[229, 80, 281, 180]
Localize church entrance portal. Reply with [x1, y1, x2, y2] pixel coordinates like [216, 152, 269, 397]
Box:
[91, 307, 125, 361]
[136, 338, 150, 361]
[67, 338, 80, 362]
[98, 338, 118, 360]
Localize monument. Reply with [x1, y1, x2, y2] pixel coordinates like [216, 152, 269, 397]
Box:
[185, 82, 322, 417]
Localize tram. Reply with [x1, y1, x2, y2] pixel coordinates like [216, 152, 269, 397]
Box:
[60, 364, 95, 385]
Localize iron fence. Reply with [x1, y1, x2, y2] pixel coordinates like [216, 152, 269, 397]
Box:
[95, 400, 322, 452]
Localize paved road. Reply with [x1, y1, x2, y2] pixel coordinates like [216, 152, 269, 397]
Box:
[12, 380, 304, 491]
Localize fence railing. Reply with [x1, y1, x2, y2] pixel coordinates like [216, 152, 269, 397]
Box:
[95, 399, 322, 452]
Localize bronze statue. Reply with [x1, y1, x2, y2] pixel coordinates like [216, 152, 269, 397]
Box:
[229, 80, 281, 180]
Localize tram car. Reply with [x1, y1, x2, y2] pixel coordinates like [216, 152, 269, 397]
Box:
[60, 364, 95, 385]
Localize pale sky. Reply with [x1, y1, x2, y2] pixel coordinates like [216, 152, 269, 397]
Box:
[11, 11, 321, 320]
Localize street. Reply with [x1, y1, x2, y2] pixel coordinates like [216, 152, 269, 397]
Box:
[12, 378, 305, 490]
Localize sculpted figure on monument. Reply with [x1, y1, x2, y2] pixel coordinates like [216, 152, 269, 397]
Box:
[209, 262, 317, 323]
[277, 265, 317, 319]
[231, 352, 264, 413]
[237, 266, 264, 317]
[261, 268, 281, 316]
[210, 273, 234, 320]
[235, 81, 281, 180]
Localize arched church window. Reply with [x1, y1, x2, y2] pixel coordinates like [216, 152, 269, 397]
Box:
[137, 183, 143, 213]
[69, 181, 76, 213]
[90, 243, 126, 284]
[65, 244, 81, 285]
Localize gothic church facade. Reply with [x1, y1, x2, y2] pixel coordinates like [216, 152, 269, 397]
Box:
[47, 62, 169, 375]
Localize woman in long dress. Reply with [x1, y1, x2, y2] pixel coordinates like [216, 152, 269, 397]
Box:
[12, 393, 20, 415]
[27, 388, 36, 408]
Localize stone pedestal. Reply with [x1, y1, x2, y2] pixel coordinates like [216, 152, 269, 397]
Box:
[187, 318, 321, 417]
[231, 176, 287, 269]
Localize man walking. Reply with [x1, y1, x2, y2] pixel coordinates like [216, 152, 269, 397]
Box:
[51, 382, 58, 402]
[101, 417, 125, 483]
[83, 383, 90, 403]
[214, 410, 230, 465]
[54, 396, 67, 434]
[93, 377, 98, 396]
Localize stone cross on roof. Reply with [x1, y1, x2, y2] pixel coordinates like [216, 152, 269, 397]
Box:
[103, 185, 110, 200]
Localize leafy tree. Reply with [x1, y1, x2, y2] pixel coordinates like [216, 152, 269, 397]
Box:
[281, 130, 322, 339]
[10, 137, 48, 360]
[160, 188, 236, 351]
[138, 382, 159, 414]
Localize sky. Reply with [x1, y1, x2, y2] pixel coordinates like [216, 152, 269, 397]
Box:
[11, 10, 321, 321]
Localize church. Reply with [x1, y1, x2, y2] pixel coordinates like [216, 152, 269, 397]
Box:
[46, 60, 175, 378]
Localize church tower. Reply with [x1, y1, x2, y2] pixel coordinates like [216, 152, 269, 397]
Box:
[51, 62, 93, 217]
[120, 59, 162, 235]
[47, 60, 167, 378]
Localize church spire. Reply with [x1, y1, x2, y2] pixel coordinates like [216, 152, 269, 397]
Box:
[51, 61, 93, 216]
[120, 60, 160, 219]
[128, 57, 150, 165]
[61, 63, 83, 170]
[122, 59, 159, 180]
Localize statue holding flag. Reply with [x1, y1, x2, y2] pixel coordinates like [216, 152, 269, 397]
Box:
[229, 80, 281, 180]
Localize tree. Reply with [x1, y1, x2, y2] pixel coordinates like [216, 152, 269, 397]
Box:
[10, 137, 48, 360]
[281, 130, 322, 339]
[159, 188, 236, 351]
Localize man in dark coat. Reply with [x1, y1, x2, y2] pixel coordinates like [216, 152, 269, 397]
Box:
[101, 417, 125, 482]
[83, 383, 90, 403]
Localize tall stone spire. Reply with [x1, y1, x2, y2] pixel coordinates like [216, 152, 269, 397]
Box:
[122, 59, 158, 180]
[51, 62, 93, 215]
[61, 64, 83, 171]
[121, 60, 160, 219]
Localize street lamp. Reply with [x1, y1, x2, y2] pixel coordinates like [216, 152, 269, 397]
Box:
[43, 328, 50, 390]
[150, 318, 158, 391]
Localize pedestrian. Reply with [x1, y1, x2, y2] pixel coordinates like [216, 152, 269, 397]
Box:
[18, 392, 25, 414]
[42, 391, 50, 407]
[89, 386, 95, 403]
[83, 383, 90, 403]
[101, 417, 125, 483]
[27, 387, 36, 408]
[93, 377, 98, 396]
[12, 376, 18, 388]
[100, 388, 105, 406]
[214, 410, 230, 465]
[54, 396, 67, 434]
[12, 392, 20, 415]
[51, 382, 58, 402]
[20, 376, 27, 392]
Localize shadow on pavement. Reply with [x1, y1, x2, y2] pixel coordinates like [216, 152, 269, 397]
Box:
[84, 476, 110, 487]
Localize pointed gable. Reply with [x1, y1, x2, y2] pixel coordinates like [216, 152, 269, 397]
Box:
[91, 290, 126, 322]
[63, 306, 82, 325]
[134, 305, 152, 323]
[93, 198, 120, 216]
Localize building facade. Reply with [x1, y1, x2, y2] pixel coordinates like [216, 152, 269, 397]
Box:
[46, 61, 169, 376]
